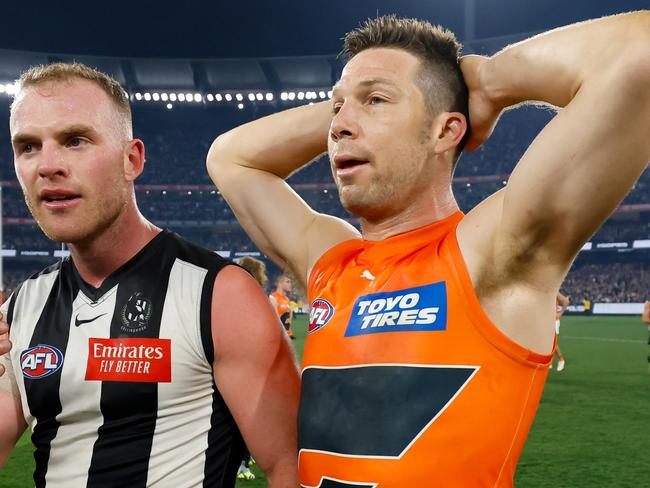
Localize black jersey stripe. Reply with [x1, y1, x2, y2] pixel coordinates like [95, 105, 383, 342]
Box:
[86, 244, 175, 488]
[22, 262, 76, 488]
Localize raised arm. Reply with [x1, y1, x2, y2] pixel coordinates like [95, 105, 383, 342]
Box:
[207, 102, 359, 285]
[460, 11, 650, 292]
[211, 266, 300, 487]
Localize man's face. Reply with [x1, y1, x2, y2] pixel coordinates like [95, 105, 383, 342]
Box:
[328, 48, 436, 221]
[279, 276, 292, 294]
[11, 79, 131, 245]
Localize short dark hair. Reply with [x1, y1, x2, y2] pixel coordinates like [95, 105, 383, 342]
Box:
[342, 15, 470, 162]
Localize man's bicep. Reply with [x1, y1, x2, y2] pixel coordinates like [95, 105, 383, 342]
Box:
[210, 267, 299, 481]
[501, 73, 650, 267]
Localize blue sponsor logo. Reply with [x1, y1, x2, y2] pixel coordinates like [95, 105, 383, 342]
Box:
[345, 282, 447, 337]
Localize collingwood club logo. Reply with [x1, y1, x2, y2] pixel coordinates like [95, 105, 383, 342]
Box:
[121, 292, 152, 333]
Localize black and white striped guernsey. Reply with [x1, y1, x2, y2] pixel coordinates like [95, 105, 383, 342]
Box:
[5, 230, 245, 488]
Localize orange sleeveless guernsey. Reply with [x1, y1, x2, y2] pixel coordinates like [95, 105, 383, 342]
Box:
[299, 212, 552, 488]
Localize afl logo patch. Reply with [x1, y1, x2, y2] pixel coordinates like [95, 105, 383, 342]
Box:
[121, 292, 152, 333]
[308, 298, 334, 334]
[21, 345, 64, 379]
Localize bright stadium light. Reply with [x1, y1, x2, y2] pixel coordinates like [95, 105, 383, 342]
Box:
[288, 92, 296, 100]
[237, 103, 244, 110]
[5, 83, 18, 95]
[215, 94, 223, 101]
[225, 93, 233, 101]
[280, 92, 288, 101]
[207, 94, 214, 101]
[256, 93, 263, 101]
[144, 93, 152, 101]
[194, 93, 202, 102]
[319, 91, 326, 99]
[135, 92, 142, 100]
[248, 93, 256, 102]
[327, 90, 333, 98]
[152, 93, 160, 101]
[166, 103, 173, 109]
[184, 93, 192, 102]
[161, 93, 169, 101]
[235, 93, 243, 101]
[169, 93, 177, 101]
[266, 93, 273, 101]
[297, 92, 305, 100]
[178, 93, 186, 102]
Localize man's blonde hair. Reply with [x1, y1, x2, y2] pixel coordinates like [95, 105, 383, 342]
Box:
[13, 62, 133, 138]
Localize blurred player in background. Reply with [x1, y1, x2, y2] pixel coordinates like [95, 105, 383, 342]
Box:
[553, 292, 570, 371]
[270, 274, 295, 339]
[0, 63, 299, 487]
[209, 11, 650, 486]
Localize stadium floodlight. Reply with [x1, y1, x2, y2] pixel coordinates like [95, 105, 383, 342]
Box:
[161, 93, 169, 101]
[327, 90, 333, 98]
[288, 92, 296, 100]
[319, 91, 326, 99]
[308, 102, 314, 106]
[162, 190, 167, 195]
[309, 91, 317, 99]
[237, 103, 244, 110]
[187, 191, 192, 195]
[297, 92, 305, 100]
[215, 94, 223, 101]
[185, 93, 193, 102]
[280, 92, 288, 101]
[225, 93, 233, 101]
[207, 94, 214, 102]
[5, 83, 17, 95]
[166, 103, 173, 110]
[194, 93, 202, 102]
[235, 93, 244, 101]
[152, 93, 160, 101]
[256, 93, 263, 101]
[178, 93, 186, 101]
[266, 93, 273, 101]
[466, 183, 471, 187]
[170, 93, 177, 101]
[144, 93, 152, 101]
[248, 93, 256, 102]
[135, 92, 142, 100]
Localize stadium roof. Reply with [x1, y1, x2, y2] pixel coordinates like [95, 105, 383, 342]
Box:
[0, 0, 645, 94]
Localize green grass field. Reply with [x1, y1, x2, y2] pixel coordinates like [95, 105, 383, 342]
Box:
[2, 315, 648, 487]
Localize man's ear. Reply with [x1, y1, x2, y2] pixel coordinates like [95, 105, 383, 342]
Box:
[123, 139, 146, 181]
[433, 112, 467, 155]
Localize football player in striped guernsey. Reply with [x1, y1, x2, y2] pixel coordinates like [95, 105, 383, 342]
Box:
[0, 63, 300, 487]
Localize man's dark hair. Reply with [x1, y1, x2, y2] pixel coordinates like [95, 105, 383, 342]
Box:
[342, 15, 470, 163]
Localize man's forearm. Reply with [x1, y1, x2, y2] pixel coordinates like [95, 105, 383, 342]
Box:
[481, 11, 650, 110]
[208, 101, 331, 179]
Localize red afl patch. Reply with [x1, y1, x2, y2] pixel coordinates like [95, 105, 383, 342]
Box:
[21, 345, 64, 379]
[308, 298, 335, 334]
[85, 338, 171, 383]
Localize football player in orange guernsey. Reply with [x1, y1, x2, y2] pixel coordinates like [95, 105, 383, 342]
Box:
[208, 12, 650, 487]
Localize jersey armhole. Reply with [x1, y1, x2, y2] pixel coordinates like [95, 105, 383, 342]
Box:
[446, 226, 554, 367]
[199, 267, 220, 366]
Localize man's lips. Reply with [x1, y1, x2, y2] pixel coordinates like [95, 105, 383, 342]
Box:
[333, 155, 370, 176]
[39, 190, 81, 209]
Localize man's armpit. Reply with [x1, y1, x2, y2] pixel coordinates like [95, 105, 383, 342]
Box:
[0, 355, 20, 399]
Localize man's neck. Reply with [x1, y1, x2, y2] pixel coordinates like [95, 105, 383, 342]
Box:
[360, 187, 460, 241]
[69, 208, 160, 288]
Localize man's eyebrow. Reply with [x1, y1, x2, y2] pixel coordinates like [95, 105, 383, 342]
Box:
[12, 125, 97, 145]
[332, 77, 400, 96]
